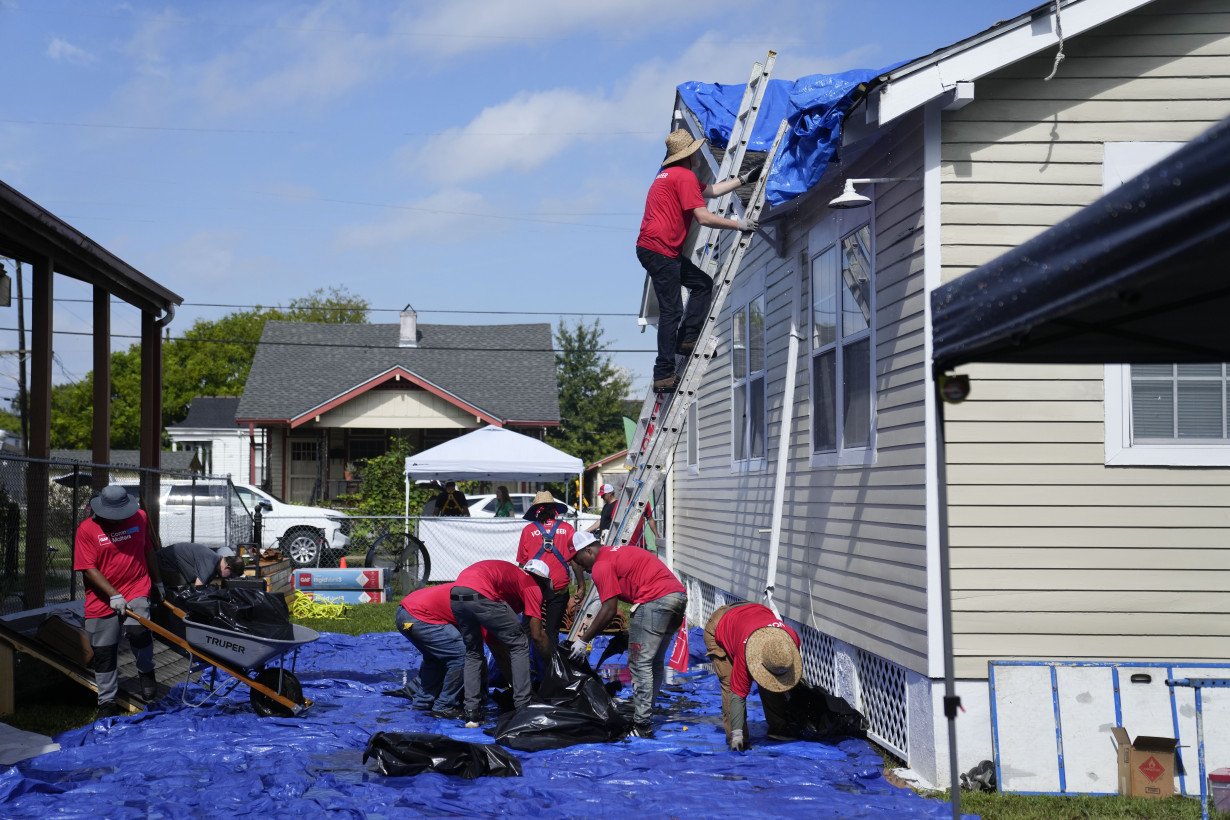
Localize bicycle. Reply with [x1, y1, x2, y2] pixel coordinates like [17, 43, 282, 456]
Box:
[363, 528, 431, 598]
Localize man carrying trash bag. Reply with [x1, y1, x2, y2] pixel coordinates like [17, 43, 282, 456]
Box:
[450, 559, 553, 728]
[566, 531, 686, 738]
[704, 602, 803, 751]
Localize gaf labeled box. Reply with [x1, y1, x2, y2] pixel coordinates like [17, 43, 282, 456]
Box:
[298, 589, 387, 605]
[294, 568, 384, 591]
[1110, 726, 1181, 798]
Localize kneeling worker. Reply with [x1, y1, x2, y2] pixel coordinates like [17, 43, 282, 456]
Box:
[157, 542, 244, 588]
[395, 582, 466, 718]
[704, 602, 803, 751]
[567, 531, 687, 738]
[450, 559, 552, 727]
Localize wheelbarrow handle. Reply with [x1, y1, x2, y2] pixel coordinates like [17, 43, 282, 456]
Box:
[125, 605, 310, 716]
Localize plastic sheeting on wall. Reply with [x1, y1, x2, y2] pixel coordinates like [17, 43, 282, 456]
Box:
[0, 629, 965, 818]
[676, 69, 882, 206]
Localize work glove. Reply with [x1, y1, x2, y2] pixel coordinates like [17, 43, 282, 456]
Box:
[729, 729, 747, 752]
[738, 164, 764, 186]
[109, 594, 128, 617]
[736, 216, 759, 233]
[563, 640, 588, 663]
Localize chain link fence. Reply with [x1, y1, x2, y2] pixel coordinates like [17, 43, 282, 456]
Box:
[0, 453, 255, 615]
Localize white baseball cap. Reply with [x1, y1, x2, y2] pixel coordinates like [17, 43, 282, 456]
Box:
[599, 483, 615, 496]
[572, 531, 598, 551]
[522, 559, 551, 579]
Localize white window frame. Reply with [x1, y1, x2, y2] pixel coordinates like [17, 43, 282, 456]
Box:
[686, 400, 699, 475]
[808, 213, 877, 468]
[1100, 141, 1230, 466]
[730, 293, 767, 472]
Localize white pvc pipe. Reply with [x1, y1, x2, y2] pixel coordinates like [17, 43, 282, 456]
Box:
[764, 287, 802, 619]
[403, 472, 411, 535]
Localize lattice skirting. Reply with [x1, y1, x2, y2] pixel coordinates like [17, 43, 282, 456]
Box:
[682, 574, 910, 761]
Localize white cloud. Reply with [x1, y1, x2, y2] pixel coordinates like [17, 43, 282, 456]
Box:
[47, 37, 96, 66]
[335, 188, 495, 248]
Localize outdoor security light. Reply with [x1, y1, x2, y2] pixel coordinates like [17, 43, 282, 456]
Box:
[827, 177, 919, 209]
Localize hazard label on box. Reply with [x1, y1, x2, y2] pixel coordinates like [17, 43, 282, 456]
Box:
[1139, 756, 1165, 782]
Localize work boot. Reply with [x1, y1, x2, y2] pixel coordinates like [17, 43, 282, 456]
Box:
[430, 706, 465, 720]
[677, 336, 698, 356]
[96, 701, 124, 719]
[463, 711, 483, 729]
[139, 671, 158, 702]
[652, 374, 678, 392]
[627, 723, 655, 739]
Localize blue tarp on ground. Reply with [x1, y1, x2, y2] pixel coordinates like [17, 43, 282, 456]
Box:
[676, 69, 882, 206]
[0, 628, 964, 818]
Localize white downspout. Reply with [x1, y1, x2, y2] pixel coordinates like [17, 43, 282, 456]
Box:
[403, 471, 411, 535]
[764, 279, 801, 619]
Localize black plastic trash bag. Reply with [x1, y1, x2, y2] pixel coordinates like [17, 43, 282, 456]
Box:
[786, 682, 869, 738]
[363, 732, 522, 779]
[170, 587, 293, 640]
[494, 647, 630, 752]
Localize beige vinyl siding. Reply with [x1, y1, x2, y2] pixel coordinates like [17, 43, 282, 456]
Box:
[939, 0, 1230, 677]
[672, 110, 931, 674]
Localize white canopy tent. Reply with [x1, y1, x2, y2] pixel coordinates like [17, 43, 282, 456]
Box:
[402, 425, 586, 581]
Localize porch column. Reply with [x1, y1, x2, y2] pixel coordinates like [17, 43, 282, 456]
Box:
[22, 255, 52, 608]
[91, 286, 111, 488]
[140, 311, 163, 536]
[248, 422, 257, 485]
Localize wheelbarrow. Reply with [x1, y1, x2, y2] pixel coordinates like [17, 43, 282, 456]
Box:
[126, 600, 318, 717]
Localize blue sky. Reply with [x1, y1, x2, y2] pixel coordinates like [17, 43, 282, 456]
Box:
[0, 0, 1035, 403]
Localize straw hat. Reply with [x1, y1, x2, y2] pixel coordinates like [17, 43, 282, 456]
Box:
[662, 128, 704, 166]
[523, 490, 567, 520]
[745, 627, 803, 693]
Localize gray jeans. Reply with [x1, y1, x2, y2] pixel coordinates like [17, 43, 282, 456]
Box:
[450, 587, 530, 715]
[628, 591, 687, 726]
[84, 597, 153, 705]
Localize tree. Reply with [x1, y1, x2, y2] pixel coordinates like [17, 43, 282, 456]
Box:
[546, 320, 632, 477]
[49, 286, 369, 449]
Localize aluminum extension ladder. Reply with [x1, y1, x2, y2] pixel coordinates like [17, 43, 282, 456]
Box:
[568, 52, 787, 643]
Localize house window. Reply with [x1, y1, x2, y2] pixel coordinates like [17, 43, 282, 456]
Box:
[810, 223, 874, 464]
[686, 401, 699, 474]
[348, 430, 388, 463]
[731, 294, 766, 468]
[1100, 141, 1230, 465]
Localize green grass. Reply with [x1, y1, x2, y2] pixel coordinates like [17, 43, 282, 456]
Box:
[928, 790, 1226, 819]
[291, 599, 398, 636]
[2, 653, 98, 736]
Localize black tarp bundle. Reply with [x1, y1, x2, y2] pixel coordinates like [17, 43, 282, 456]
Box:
[493, 647, 631, 751]
[363, 732, 522, 779]
[786, 683, 868, 739]
[170, 587, 293, 640]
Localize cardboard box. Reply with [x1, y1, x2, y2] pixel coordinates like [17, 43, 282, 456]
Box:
[1110, 726, 1180, 798]
[35, 615, 93, 667]
[298, 589, 386, 605]
[294, 568, 384, 591]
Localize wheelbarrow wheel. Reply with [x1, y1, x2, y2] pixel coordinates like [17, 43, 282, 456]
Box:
[250, 668, 304, 717]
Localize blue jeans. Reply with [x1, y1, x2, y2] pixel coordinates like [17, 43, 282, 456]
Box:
[627, 591, 687, 726]
[395, 606, 465, 711]
[451, 587, 531, 714]
[637, 246, 713, 380]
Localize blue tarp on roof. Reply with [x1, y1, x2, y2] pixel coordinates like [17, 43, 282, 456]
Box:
[676, 70, 881, 206]
[0, 628, 963, 818]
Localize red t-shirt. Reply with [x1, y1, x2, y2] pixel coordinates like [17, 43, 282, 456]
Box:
[636, 165, 706, 258]
[516, 518, 576, 592]
[455, 560, 545, 620]
[73, 511, 155, 619]
[589, 545, 684, 605]
[400, 582, 456, 625]
[715, 603, 801, 699]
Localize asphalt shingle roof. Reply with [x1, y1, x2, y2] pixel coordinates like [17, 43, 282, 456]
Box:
[50, 450, 198, 472]
[236, 321, 560, 424]
[168, 397, 241, 429]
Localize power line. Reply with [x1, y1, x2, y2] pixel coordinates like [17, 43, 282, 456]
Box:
[0, 326, 655, 355]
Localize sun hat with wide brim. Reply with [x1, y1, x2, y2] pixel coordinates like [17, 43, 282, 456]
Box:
[90, 485, 140, 521]
[523, 490, 568, 520]
[662, 128, 705, 166]
[745, 627, 803, 693]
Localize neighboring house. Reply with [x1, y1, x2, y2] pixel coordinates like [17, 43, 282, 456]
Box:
[50, 450, 200, 475]
[166, 396, 259, 480]
[667, 0, 1230, 788]
[236, 308, 560, 504]
[585, 449, 628, 504]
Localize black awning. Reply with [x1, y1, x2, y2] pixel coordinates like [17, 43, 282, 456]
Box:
[931, 115, 1230, 370]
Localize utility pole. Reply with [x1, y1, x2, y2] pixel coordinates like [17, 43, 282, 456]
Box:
[16, 260, 29, 454]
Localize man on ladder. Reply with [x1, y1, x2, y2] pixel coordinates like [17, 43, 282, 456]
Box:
[636, 128, 763, 391]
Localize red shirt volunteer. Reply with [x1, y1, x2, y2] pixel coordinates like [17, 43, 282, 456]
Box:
[636, 165, 706, 258]
[589, 545, 684, 605]
[455, 560, 545, 619]
[715, 604, 801, 699]
[73, 509, 155, 619]
[400, 582, 456, 625]
[516, 518, 576, 591]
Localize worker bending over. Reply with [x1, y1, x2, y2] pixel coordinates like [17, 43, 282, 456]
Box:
[704, 602, 803, 751]
[157, 542, 244, 587]
[567, 531, 687, 738]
